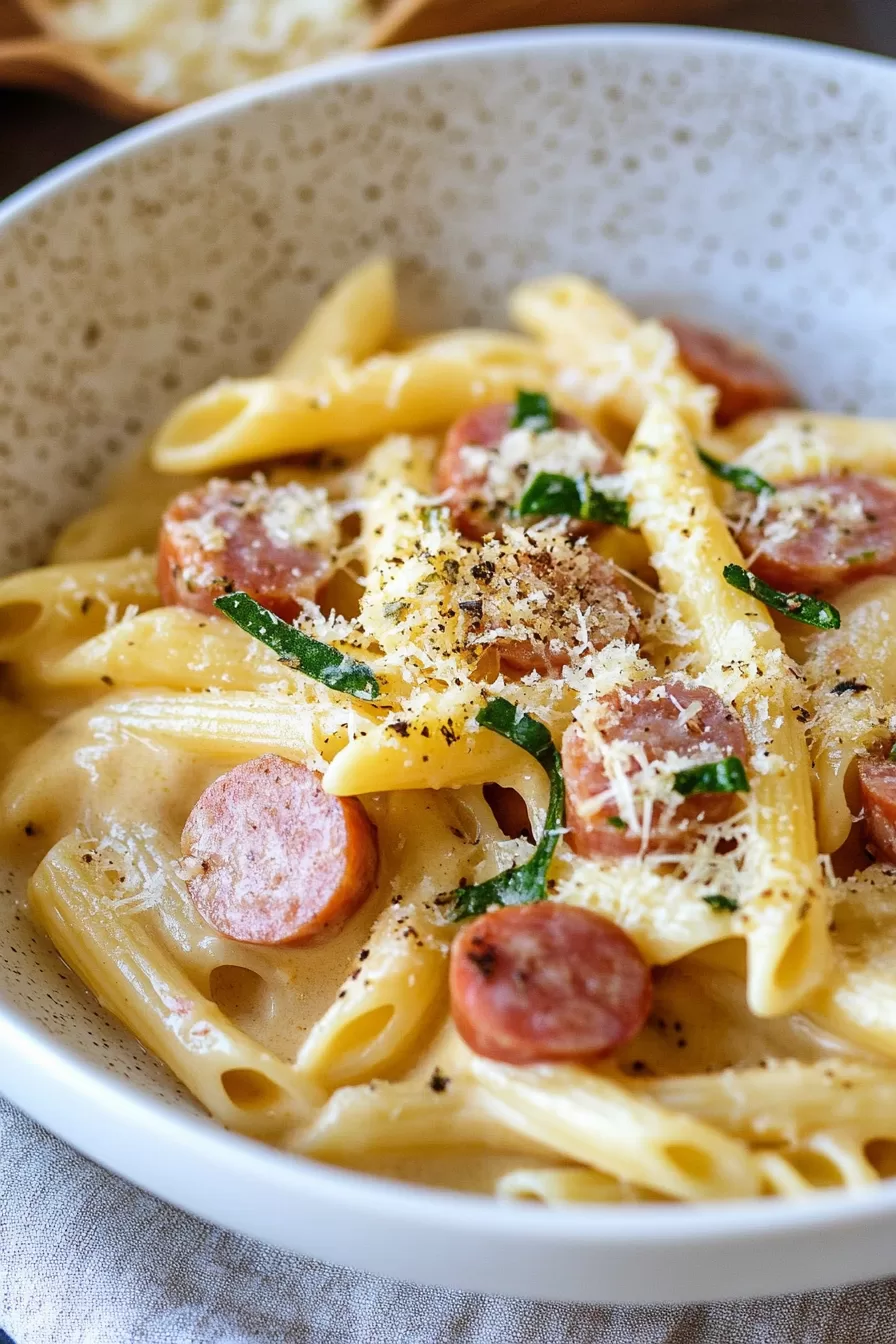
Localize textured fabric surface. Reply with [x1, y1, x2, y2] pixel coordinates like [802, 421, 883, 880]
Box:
[0, 1095, 891, 1344]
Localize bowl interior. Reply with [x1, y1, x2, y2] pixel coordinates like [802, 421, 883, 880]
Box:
[2, 25, 896, 1149]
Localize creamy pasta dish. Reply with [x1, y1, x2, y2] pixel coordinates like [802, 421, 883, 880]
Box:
[7, 260, 896, 1204]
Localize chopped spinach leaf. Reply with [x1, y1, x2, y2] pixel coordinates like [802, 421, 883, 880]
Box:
[215, 591, 380, 701]
[697, 446, 775, 496]
[518, 470, 630, 528]
[511, 389, 555, 433]
[723, 564, 841, 630]
[452, 698, 564, 919]
[703, 893, 739, 913]
[673, 756, 750, 797]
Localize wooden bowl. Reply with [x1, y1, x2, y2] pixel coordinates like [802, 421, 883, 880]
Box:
[0, 0, 728, 123]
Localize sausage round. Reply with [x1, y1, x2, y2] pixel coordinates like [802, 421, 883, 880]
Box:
[181, 754, 378, 945]
[438, 401, 623, 540]
[449, 902, 652, 1065]
[858, 755, 896, 864]
[735, 474, 896, 595]
[663, 317, 796, 426]
[472, 536, 639, 680]
[562, 679, 749, 858]
[158, 477, 336, 620]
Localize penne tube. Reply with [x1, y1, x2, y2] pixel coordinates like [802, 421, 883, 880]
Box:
[640, 1059, 896, 1146]
[29, 832, 319, 1137]
[801, 577, 896, 854]
[466, 1054, 762, 1201]
[44, 607, 309, 694]
[0, 553, 158, 662]
[323, 708, 527, 796]
[274, 256, 397, 378]
[295, 897, 451, 1090]
[49, 462, 202, 564]
[295, 1078, 542, 1161]
[83, 688, 360, 770]
[626, 400, 830, 1016]
[495, 1166, 648, 1204]
[509, 274, 715, 435]
[552, 854, 738, 966]
[150, 345, 550, 473]
[724, 410, 896, 478]
[806, 866, 896, 1060]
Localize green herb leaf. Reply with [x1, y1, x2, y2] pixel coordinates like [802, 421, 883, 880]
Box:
[697, 447, 775, 496]
[581, 477, 631, 527]
[511, 389, 555, 433]
[889, 742, 896, 763]
[453, 698, 564, 920]
[723, 563, 841, 630]
[519, 471, 581, 518]
[518, 471, 631, 528]
[215, 592, 380, 702]
[847, 550, 878, 565]
[703, 893, 739, 913]
[673, 756, 750, 797]
[607, 815, 627, 830]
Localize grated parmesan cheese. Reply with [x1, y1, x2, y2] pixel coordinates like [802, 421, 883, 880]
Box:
[465, 425, 619, 509]
[259, 482, 339, 554]
[553, 319, 716, 435]
[47, 0, 373, 103]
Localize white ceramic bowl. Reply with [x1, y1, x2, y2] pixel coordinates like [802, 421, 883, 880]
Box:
[3, 26, 896, 1305]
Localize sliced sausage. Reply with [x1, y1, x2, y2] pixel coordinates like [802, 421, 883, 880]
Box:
[858, 755, 896, 863]
[158, 477, 337, 620]
[438, 401, 623, 541]
[562, 679, 749, 858]
[467, 534, 639, 680]
[663, 317, 796, 426]
[449, 903, 652, 1065]
[181, 754, 378, 945]
[735, 474, 896, 595]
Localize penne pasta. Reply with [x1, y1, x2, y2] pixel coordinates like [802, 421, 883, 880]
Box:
[724, 411, 896, 479]
[30, 831, 319, 1137]
[273, 256, 397, 378]
[150, 344, 550, 473]
[509, 273, 715, 436]
[626, 400, 830, 1017]
[8, 260, 896, 1209]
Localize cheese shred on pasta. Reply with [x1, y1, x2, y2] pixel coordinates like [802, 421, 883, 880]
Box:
[5, 258, 896, 1206]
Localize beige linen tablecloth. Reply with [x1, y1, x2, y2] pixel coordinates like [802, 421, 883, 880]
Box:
[0, 1094, 890, 1343]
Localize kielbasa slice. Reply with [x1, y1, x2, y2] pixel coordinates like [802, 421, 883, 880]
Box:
[735, 474, 896, 595]
[181, 754, 378, 945]
[663, 317, 796, 426]
[158, 477, 337, 620]
[438, 402, 623, 541]
[562, 679, 749, 858]
[468, 535, 639, 680]
[449, 903, 652, 1065]
[858, 756, 896, 863]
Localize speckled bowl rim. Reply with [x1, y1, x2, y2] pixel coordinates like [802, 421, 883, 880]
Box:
[2, 24, 896, 1251]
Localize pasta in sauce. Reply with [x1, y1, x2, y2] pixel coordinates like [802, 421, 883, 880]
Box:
[6, 258, 896, 1203]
